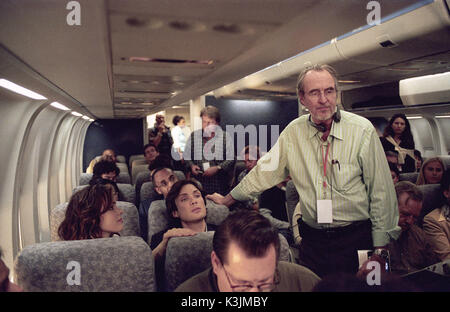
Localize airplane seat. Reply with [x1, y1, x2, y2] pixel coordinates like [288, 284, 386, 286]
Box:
[116, 155, 126, 163]
[164, 232, 291, 292]
[230, 160, 246, 188]
[132, 164, 149, 185]
[146, 199, 229, 245]
[14, 236, 155, 291]
[50, 201, 140, 241]
[399, 172, 419, 183]
[135, 171, 151, 207]
[417, 183, 446, 227]
[140, 181, 157, 204]
[72, 184, 135, 205]
[164, 231, 214, 292]
[129, 154, 145, 169]
[79, 172, 131, 185]
[147, 200, 169, 244]
[116, 172, 131, 184]
[173, 170, 186, 181]
[79, 173, 93, 185]
[116, 162, 129, 175]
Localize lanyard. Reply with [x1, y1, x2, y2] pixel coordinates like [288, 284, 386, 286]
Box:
[321, 143, 331, 190]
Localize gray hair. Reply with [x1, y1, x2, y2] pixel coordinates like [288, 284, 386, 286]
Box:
[296, 64, 339, 97]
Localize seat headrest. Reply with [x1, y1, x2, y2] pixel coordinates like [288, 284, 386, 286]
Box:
[14, 236, 155, 292]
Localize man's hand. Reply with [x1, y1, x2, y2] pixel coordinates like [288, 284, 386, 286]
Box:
[158, 122, 167, 133]
[162, 228, 196, 243]
[206, 193, 236, 208]
[203, 166, 220, 177]
[191, 165, 202, 176]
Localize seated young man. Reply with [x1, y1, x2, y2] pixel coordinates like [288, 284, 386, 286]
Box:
[175, 209, 320, 292]
[150, 180, 217, 291]
[144, 143, 160, 165]
[138, 162, 176, 242]
[91, 159, 120, 183]
[423, 169, 450, 261]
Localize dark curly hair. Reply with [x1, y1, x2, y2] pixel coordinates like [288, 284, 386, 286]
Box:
[172, 115, 185, 126]
[58, 184, 116, 240]
[92, 160, 120, 179]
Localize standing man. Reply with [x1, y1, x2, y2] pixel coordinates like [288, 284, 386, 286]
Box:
[149, 114, 173, 156]
[208, 64, 400, 278]
[183, 106, 235, 195]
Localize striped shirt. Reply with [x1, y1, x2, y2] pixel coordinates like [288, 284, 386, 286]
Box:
[231, 110, 401, 246]
[184, 127, 235, 195]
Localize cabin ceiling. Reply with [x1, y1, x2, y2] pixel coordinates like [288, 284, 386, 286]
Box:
[0, 0, 448, 119]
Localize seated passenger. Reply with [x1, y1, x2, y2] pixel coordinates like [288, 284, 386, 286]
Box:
[423, 169, 450, 261]
[151, 180, 216, 291]
[380, 113, 416, 173]
[86, 149, 117, 173]
[175, 210, 320, 292]
[58, 184, 123, 240]
[138, 165, 177, 242]
[414, 150, 423, 173]
[389, 162, 400, 184]
[144, 143, 160, 165]
[238, 145, 290, 222]
[0, 248, 22, 292]
[89, 168, 124, 202]
[385, 150, 400, 171]
[386, 181, 439, 275]
[90, 159, 120, 183]
[237, 145, 261, 210]
[416, 157, 445, 185]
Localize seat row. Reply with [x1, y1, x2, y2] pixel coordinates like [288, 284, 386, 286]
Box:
[15, 201, 291, 291]
[78, 170, 186, 207]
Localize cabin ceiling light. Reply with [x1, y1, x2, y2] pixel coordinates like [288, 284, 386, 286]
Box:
[0, 79, 47, 100]
[50, 102, 70, 111]
[406, 116, 422, 120]
[436, 115, 450, 118]
[71, 111, 82, 117]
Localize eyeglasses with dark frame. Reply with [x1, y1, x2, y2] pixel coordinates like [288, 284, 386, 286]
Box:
[221, 262, 279, 292]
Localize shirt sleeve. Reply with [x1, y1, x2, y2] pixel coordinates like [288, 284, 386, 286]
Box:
[172, 127, 181, 149]
[360, 127, 401, 246]
[230, 131, 289, 201]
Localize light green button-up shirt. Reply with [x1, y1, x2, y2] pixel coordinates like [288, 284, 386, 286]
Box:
[231, 110, 401, 246]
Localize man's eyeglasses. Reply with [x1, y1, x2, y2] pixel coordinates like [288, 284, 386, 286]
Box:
[306, 88, 336, 101]
[221, 263, 279, 292]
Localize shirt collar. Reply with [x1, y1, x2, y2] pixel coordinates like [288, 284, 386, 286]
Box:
[307, 115, 344, 141]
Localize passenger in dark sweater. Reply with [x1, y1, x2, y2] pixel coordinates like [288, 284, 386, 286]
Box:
[150, 180, 216, 291]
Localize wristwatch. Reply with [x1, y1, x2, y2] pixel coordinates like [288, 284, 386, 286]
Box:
[374, 248, 391, 272]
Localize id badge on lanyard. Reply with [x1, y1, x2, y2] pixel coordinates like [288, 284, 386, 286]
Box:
[317, 143, 332, 223]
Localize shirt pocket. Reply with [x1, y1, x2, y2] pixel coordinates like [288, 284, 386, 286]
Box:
[332, 162, 363, 192]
